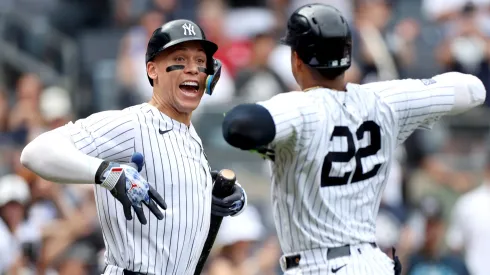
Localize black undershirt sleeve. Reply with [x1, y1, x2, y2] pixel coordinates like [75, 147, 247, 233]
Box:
[222, 103, 276, 150]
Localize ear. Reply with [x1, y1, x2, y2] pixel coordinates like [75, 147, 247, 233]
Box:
[147, 62, 158, 82]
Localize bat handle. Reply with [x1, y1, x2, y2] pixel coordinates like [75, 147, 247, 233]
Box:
[213, 169, 236, 198]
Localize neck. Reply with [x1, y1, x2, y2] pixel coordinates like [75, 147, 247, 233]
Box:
[300, 68, 346, 91]
[149, 94, 192, 126]
[301, 79, 345, 92]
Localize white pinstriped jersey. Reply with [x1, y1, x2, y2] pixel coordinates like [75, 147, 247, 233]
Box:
[67, 103, 213, 275]
[257, 76, 456, 254]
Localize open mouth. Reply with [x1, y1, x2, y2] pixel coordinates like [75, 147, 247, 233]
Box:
[179, 81, 199, 94]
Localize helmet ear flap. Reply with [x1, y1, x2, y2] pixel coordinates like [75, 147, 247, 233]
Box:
[204, 59, 222, 95]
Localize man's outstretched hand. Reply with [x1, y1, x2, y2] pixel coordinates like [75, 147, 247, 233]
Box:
[96, 152, 166, 224]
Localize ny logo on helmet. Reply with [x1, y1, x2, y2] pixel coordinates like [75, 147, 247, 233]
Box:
[182, 23, 196, 36]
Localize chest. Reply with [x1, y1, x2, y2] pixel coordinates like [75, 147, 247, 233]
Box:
[134, 128, 212, 192]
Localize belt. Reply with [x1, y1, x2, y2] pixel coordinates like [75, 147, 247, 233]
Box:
[123, 270, 145, 275]
[103, 266, 146, 275]
[282, 242, 377, 271]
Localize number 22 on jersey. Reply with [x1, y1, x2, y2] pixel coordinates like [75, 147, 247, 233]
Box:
[321, 121, 381, 187]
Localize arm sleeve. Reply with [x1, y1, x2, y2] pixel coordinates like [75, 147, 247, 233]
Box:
[20, 111, 137, 184]
[364, 72, 486, 144]
[222, 104, 276, 150]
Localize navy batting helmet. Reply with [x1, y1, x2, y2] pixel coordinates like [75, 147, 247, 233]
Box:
[145, 19, 222, 95]
[281, 4, 352, 72]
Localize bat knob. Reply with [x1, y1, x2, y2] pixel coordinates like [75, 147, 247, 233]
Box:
[213, 169, 236, 197]
[219, 169, 235, 181]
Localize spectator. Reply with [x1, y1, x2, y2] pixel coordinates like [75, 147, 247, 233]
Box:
[0, 88, 9, 133]
[435, 2, 490, 107]
[0, 174, 32, 274]
[267, 43, 300, 91]
[234, 31, 289, 104]
[445, 155, 490, 275]
[192, 0, 237, 116]
[152, 0, 178, 18]
[406, 196, 470, 275]
[376, 204, 403, 255]
[206, 205, 280, 275]
[36, 184, 103, 275]
[24, 176, 103, 275]
[8, 73, 44, 146]
[39, 86, 74, 130]
[116, 9, 165, 106]
[352, 0, 420, 83]
[197, 0, 251, 77]
[224, 0, 277, 43]
[422, 0, 490, 25]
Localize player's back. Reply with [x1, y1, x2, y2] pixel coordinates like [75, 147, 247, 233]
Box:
[266, 84, 400, 253]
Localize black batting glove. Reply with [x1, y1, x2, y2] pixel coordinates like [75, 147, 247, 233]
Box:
[393, 247, 402, 275]
[95, 153, 167, 225]
[210, 170, 247, 217]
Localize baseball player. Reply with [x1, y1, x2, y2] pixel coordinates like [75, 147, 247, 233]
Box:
[21, 19, 247, 275]
[221, 4, 486, 275]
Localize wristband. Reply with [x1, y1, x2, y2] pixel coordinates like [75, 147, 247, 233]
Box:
[95, 161, 110, 184]
[101, 165, 123, 191]
[231, 182, 247, 217]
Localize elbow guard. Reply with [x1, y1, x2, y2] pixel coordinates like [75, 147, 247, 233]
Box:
[222, 104, 276, 150]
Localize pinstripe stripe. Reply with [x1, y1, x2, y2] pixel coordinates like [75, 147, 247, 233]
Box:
[152, 118, 165, 274]
[184, 136, 200, 273]
[160, 119, 175, 275]
[169, 122, 183, 275]
[94, 186, 117, 265]
[142, 113, 154, 273]
[172, 123, 188, 275]
[135, 112, 145, 272]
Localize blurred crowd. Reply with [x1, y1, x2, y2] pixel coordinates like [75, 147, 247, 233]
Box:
[1, 0, 490, 275]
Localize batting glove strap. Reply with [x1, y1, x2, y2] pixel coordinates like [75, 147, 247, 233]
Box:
[101, 167, 124, 191]
[96, 161, 123, 191]
[231, 182, 247, 217]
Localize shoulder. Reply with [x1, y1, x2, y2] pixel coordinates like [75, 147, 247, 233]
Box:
[69, 106, 145, 133]
[80, 105, 146, 124]
[258, 91, 314, 109]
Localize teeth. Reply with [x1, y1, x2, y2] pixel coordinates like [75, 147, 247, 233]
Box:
[182, 81, 198, 87]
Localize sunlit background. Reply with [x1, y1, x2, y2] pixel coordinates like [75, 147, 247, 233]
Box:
[1, 0, 490, 274]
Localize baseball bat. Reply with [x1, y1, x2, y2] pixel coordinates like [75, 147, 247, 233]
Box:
[193, 169, 236, 275]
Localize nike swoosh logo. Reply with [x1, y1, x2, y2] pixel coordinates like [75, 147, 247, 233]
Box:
[331, 264, 346, 273]
[159, 129, 171, 135]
